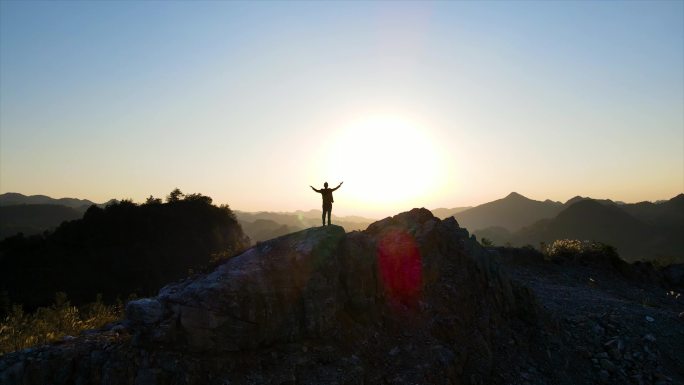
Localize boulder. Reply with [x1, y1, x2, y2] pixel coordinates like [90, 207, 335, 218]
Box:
[0, 208, 539, 385]
[125, 298, 163, 325]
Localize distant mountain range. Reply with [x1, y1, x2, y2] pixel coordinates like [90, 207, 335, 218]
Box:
[449, 192, 565, 231]
[461, 193, 684, 262]
[234, 210, 375, 242]
[0, 193, 376, 244]
[430, 206, 472, 219]
[0, 193, 117, 239]
[0, 204, 83, 239]
[1, 191, 681, 261]
[0, 192, 116, 210]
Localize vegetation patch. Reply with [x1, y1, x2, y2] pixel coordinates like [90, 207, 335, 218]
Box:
[0, 293, 122, 356]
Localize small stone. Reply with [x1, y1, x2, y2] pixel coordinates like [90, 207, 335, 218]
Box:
[645, 316, 654, 322]
[644, 334, 656, 343]
[599, 370, 610, 381]
[596, 352, 609, 359]
[126, 298, 163, 324]
[389, 346, 400, 356]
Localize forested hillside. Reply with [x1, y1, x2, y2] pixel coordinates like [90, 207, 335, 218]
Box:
[0, 190, 249, 314]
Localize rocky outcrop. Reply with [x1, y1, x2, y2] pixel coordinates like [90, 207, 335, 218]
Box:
[131, 224, 348, 351]
[0, 208, 540, 385]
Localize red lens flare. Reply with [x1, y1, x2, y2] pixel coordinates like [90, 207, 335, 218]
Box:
[376, 229, 422, 307]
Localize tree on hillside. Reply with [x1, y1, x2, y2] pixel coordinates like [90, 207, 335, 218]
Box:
[0, 189, 249, 314]
[145, 195, 162, 205]
[166, 188, 184, 203]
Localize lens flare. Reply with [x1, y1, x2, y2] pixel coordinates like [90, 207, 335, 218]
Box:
[376, 229, 422, 307]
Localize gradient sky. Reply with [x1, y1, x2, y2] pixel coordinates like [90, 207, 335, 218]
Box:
[1, 1, 682, 217]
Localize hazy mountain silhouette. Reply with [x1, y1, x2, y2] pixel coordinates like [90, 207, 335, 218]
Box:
[453, 192, 564, 232]
[472, 226, 512, 244]
[0, 193, 374, 243]
[4, 192, 681, 261]
[0, 204, 83, 239]
[240, 218, 301, 242]
[235, 210, 374, 235]
[430, 206, 472, 219]
[0, 192, 115, 210]
[514, 200, 651, 255]
[474, 195, 684, 261]
[0, 194, 119, 241]
[620, 193, 684, 226]
[564, 195, 623, 207]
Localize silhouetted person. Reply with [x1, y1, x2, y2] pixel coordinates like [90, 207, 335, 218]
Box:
[310, 181, 343, 226]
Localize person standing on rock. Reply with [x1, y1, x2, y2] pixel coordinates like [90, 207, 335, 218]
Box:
[310, 181, 343, 226]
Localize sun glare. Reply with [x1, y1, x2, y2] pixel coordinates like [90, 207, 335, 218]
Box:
[324, 116, 442, 213]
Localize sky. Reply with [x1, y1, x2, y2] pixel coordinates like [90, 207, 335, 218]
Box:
[1, 1, 682, 217]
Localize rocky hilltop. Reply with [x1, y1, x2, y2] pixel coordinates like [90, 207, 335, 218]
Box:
[1, 208, 682, 385]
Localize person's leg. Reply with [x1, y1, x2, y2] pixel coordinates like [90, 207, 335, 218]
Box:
[322, 206, 326, 226]
[326, 207, 331, 226]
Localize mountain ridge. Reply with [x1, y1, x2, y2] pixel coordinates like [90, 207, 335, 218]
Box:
[0, 192, 114, 209]
[3, 192, 681, 261]
[1, 208, 681, 384]
[451, 192, 564, 232]
[475, 195, 684, 261]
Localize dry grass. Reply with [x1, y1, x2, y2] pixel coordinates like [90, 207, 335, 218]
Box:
[0, 293, 122, 355]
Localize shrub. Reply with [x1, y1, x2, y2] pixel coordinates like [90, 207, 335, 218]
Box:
[0, 293, 122, 356]
[543, 239, 622, 269]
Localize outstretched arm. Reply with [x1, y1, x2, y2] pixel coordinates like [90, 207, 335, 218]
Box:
[310, 185, 320, 193]
[332, 181, 343, 191]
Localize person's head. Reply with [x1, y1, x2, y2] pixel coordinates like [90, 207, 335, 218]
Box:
[324, 182, 328, 188]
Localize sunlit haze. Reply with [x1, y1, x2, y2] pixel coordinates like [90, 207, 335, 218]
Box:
[1, 1, 682, 217]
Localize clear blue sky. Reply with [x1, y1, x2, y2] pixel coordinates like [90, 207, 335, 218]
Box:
[1, 1, 682, 217]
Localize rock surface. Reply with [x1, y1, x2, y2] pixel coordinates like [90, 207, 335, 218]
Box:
[1, 208, 682, 385]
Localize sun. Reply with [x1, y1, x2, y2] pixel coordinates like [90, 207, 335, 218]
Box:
[323, 116, 442, 213]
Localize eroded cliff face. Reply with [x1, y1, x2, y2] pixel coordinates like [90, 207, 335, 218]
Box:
[0, 208, 539, 385]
